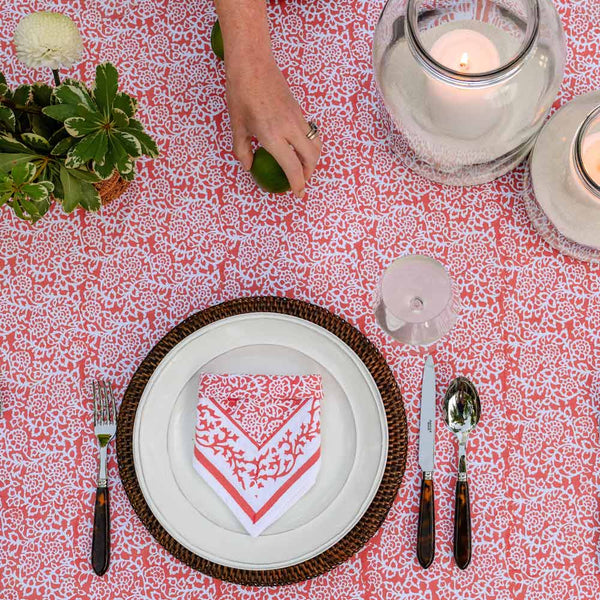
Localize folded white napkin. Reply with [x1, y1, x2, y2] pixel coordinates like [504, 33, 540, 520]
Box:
[193, 373, 323, 536]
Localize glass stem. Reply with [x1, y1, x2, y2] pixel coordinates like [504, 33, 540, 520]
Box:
[52, 69, 60, 86]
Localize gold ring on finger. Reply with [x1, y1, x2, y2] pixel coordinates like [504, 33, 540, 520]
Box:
[306, 121, 319, 140]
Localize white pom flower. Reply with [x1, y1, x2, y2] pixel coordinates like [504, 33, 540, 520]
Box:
[14, 12, 83, 70]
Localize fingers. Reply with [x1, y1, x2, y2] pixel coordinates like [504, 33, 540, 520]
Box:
[232, 128, 253, 171]
[289, 126, 322, 182]
[263, 139, 306, 198]
[236, 112, 322, 197]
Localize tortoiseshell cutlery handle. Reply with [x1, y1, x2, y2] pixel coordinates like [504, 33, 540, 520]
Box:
[417, 474, 435, 568]
[92, 486, 110, 576]
[453, 479, 471, 570]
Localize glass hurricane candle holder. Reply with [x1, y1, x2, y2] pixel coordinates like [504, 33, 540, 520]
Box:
[524, 91, 600, 263]
[373, 0, 565, 186]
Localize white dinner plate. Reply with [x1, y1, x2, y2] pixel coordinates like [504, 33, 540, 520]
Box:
[132, 312, 388, 570]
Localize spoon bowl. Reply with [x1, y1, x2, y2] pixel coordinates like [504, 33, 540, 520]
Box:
[443, 377, 481, 570]
[443, 377, 481, 439]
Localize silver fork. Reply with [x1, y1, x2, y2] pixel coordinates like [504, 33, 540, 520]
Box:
[92, 380, 117, 576]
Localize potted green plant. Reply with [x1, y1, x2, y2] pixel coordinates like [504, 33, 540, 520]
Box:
[0, 11, 158, 222]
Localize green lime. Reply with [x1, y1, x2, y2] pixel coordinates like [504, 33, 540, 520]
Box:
[211, 20, 224, 60]
[250, 147, 291, 194]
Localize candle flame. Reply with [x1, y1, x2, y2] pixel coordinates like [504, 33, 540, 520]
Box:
[459, 52, 470, 70]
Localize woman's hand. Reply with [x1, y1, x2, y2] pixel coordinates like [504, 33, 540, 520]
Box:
[224, 46, 322, 198]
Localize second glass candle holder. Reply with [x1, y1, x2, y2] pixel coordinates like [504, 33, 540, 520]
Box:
[524, 91, 600, 262]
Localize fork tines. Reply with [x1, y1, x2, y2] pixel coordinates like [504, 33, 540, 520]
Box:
[93, 380, 117, 426]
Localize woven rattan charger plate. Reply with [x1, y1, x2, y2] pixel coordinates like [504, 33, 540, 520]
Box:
[117, 296, 407, 586]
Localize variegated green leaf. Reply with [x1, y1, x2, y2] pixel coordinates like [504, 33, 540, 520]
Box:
[49, 169, 63, 201]
[21, 191, 51, 221]
[121, 162, 136, 181]
[111, 136, 134, 175]
[0, 133, 32, 153]
[0, 83, 10, 98]
[64, 117, 102, 137]
[20, 196, 40, 218]
[61, 79, 88, 91]
[51, 136, 75, 156]
[11, 199, 26, 220]
[116, 157, 135, 180]
[53, 85, 83, 106]
[92, 138, 117, 180]
[32, 83, 53, 107]
[43, 103, 81, 122]
[53, 84, 95, 110]
[69, 131, 108, 164]
[113, 130, 142, 158]
[64, 150, 85, 169]
[12, 162, 36, 185]
[0, 105, 15, 132]
[78, 180, 101, 211]
[13, 85, 32, 106]
[112, 108, 129, 129]
[128, 118, 143, 131]
[93, 133, 109, 164]
[0, 72, 5, 85]
[22, 181, 53, 201]
[0, 172, 12, 187]
[39, 181, 54, 194]
[94, 63, 118, 117]
[0, 153, 38, 173]
[21, 133, 51, 152]
[66, 168, 102, 183]
[125, 124, 159, 157]
[114, 92, 137, 117]
[59, 165, 82, 212]
[38, 197, 52, 215]
[92, 153, 115, 180]
[70, 134, 99, 163]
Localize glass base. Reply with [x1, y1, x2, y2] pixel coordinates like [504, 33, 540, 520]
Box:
[374, 299, 459, 347]
[523, 169, 600, 263]
[374, 91, 538, 186]
[387, 125, 537, 187]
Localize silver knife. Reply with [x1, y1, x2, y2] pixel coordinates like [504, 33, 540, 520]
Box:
[417, 355, 436, 568]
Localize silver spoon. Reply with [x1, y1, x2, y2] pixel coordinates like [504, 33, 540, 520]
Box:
[443, 377, 481, 569]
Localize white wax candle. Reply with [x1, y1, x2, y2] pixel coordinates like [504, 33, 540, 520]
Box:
[430, 29, 501, 74]
[427, 29, 502, 140]
[581, 131, 600, 188]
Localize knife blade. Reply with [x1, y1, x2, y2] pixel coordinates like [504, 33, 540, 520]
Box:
[417, 355, 436, 569]
[419, 356, 436, 473]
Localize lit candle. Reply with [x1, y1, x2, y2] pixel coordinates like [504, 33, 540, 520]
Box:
[429, 29, 501, 74]
[427, 29, 502, 140]
[580, 131, 600, 188]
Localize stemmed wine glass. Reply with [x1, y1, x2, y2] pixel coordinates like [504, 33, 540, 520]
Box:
[374, 255, 459, 347]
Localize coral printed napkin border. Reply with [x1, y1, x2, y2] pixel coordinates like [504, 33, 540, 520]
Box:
[193, 374, 322, 536]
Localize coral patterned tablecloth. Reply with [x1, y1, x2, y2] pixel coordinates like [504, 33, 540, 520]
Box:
[1, 0, 599, 599]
